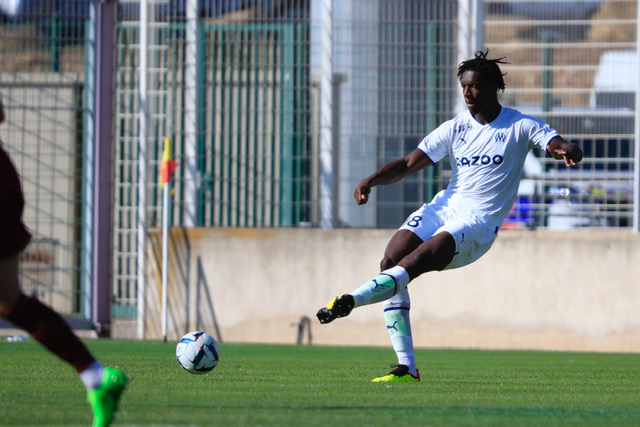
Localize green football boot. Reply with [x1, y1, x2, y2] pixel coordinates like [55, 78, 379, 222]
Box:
[371, 364, 420, 383]
[87, 367, 127, 427]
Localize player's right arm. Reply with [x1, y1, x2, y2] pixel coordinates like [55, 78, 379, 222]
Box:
[354, 149, 433, 205]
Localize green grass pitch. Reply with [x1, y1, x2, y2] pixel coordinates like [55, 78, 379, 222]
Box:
[1, 339, 639, 426]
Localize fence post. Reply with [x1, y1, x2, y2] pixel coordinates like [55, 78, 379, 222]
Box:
[634, 1, 640, 233]
[81, 1, 96, 322]
[457, 0, 484, 112]
[94, 0, 116, 337]
[184, 0, 200, 228]
[319, 0, 333, 229]
[541, 33, 553, 123]
[137, 0, 153, 339]
[50, 13, 60, 72]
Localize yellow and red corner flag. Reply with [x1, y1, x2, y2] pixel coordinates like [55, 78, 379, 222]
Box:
[160, 137, 178, 187]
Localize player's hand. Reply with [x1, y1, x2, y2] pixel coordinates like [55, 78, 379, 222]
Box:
[548, 138, 583, 167]
[354, 180, 371, 205]
[553, 145, 582, 167]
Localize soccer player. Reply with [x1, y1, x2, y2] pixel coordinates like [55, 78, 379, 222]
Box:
[0, 95, 127, 426]
[316, 51, 583, 382]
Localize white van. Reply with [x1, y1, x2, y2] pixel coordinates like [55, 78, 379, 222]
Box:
[590, 50, 637, 110]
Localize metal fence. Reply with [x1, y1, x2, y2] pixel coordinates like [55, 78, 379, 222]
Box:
[0, 0, 637, 323]
[114, 0, 639, 233]
[486, 0, 637, 230]
[0, 2, 87, 316]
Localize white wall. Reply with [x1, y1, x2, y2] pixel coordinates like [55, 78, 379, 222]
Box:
[143, 228, 640, 353]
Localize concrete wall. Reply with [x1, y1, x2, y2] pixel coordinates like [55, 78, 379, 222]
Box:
[3, 72, 83, 313]
[143, 228, 640, 352]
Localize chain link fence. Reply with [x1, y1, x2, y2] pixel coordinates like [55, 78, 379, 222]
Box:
[487, 0, 636, 229]
[0, 1, 87, 317]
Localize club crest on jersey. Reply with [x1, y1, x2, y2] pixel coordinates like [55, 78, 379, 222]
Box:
[494, 132, 507, 143]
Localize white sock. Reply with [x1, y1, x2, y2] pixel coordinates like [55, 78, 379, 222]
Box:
[79, 360, 104, 390]
[383, 289, 417, 376]
[351, 266, 410, 307]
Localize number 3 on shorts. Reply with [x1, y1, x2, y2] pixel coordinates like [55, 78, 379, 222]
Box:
[406, 216, 422, 227]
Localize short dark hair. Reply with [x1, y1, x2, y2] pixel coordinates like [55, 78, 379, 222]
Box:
[457, 50, 508, 92]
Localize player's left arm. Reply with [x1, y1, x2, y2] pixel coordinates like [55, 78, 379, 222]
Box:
[547, 136, 583, 167]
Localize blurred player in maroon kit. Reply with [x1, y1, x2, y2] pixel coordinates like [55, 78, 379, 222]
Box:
[0, 95, 126, 427]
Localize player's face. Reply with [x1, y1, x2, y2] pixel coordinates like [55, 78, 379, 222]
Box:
[459, 70, 497, 116]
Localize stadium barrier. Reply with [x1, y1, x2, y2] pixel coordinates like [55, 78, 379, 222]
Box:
[138, 228, 640, 353]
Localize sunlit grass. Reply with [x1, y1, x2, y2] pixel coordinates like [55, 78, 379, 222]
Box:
[1, 339, 638, 426]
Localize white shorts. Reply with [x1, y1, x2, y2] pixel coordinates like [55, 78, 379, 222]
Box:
[398, 203, 499, 270]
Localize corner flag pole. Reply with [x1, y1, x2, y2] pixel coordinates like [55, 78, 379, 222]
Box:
[161, 138, 178, 342]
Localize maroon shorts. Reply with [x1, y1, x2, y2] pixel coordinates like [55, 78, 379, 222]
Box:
[0, 145, 32, 257]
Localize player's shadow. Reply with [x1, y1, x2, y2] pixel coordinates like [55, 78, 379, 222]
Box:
[170, 228, 191, 336]
[195, 255, 223, 342]
[148, 228, 222, 342]
[151, 227, 192, 339]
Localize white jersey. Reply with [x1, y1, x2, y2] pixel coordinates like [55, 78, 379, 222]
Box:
[417, 106, 558, 229]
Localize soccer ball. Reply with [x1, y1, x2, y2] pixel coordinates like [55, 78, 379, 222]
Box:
[176, 331, 220, 374]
